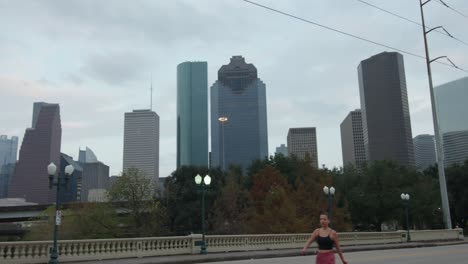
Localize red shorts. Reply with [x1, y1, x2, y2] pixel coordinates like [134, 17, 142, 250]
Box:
[316, 251, 335, 264]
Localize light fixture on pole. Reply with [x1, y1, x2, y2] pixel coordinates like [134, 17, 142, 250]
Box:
[194, 173, 212, 255]
[323, 186, 335, 224]
[401, 193, 411, 242]
[218, 117, 228, 171]
[48, 162, 74, 264]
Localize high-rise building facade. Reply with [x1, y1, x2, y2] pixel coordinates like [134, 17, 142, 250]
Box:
[0, 135, 18, 168]
[435, 76, 468, 167]
[211, 56, 268, 171]
[358, 52, 415, 167]
[0, 163, 15, 198]
[0, 135, 18, 198]
[340, 110, 366, 168]
[123, 109, 160, 184]
[287, 127, 318, 168]
[177, 61, 208, 168]
[60, 153, 83, 203]
[8, 103, 61, 204]
[413, 134, 436, 170]
[275, 144, 288, 156]
[81, 161, 109, 202]
[442, 131, 468, 166]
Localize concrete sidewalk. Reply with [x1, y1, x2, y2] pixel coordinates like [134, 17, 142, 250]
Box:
[69, 239, 467, 264]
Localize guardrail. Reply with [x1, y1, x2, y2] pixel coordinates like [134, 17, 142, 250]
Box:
[0, 229, 463, 263]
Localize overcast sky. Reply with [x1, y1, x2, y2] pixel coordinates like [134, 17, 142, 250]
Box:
[1, 0, 467, 177]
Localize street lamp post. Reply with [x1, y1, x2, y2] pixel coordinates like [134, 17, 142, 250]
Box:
[401, 193, 411, 242]
[218, 117, 228, 171]
[323, 186, 335, 224]
[47, 162, 74, 264]
[194, 174, 212, 255]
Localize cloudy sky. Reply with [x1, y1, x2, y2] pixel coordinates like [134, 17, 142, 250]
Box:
[1, 0, 467, 177]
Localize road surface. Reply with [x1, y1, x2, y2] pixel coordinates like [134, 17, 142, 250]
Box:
[200, 244, 468, 264]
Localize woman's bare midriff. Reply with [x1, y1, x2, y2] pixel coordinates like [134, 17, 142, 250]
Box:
[318, 249, 334, 253]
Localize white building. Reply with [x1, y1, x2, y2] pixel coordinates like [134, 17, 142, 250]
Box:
[123, 109, 160, 184]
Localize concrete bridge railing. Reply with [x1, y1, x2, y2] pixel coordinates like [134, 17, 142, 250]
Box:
[0, 229, 463, 263]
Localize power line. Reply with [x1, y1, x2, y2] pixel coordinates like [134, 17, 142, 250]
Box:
[438, 0, 468, 20]
[242, 0, 468, 73]
[355, 0, 468, 48]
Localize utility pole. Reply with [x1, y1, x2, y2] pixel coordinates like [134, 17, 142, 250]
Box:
[418, 0, 452, 229]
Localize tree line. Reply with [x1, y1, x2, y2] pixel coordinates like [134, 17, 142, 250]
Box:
[22, 156, 468, 240]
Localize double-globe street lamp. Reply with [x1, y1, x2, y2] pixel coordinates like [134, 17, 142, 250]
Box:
[323, 186, 335, 224]
[400, 193, 411, 242]
[47, 162, 74, 264]
[194, 174, 211, 255]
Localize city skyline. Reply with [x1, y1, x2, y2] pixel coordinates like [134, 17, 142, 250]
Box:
[1, 1, 467, 177]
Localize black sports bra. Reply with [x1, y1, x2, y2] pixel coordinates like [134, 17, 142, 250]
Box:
[317, 235, 334, 250]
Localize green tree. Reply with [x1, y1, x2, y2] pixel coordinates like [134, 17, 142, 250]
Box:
[445, 161, 468, 231]
[211, 168, 251, 234]
[107, 168, 168, 236]
[165, 166, 223, 235]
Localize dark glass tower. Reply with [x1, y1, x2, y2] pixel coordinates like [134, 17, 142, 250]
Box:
[177, 61, 208, 168]
[358, 52, 415, 167]
[9, 103, 62, 204]
[211, 56, 268, 172]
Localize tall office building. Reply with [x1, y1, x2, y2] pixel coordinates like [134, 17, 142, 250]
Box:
[413, 134, 436, 170]
[287, 127, 318, 168]
[211, 56, 268, 171]
[177, 61, 208, 168]
[435, 76, 468, 167]
[275, 144, 288, 156]
[340, 110, 366, 168]
[358, 52, 415, 167]
[0, 135, 18, 168]
[9, 103, 61, 204]
[0, 135, 18, 197]
[123, 109, 160, 184]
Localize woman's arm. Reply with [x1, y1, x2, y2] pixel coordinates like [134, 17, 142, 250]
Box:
[331, 230, 347, 264]
[301, 229, 318, 255]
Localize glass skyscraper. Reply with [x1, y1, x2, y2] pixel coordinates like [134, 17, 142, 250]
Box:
[211, 56, 268, 172]
[177, 61, 208, 168]
[435, 76, 468, 166]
